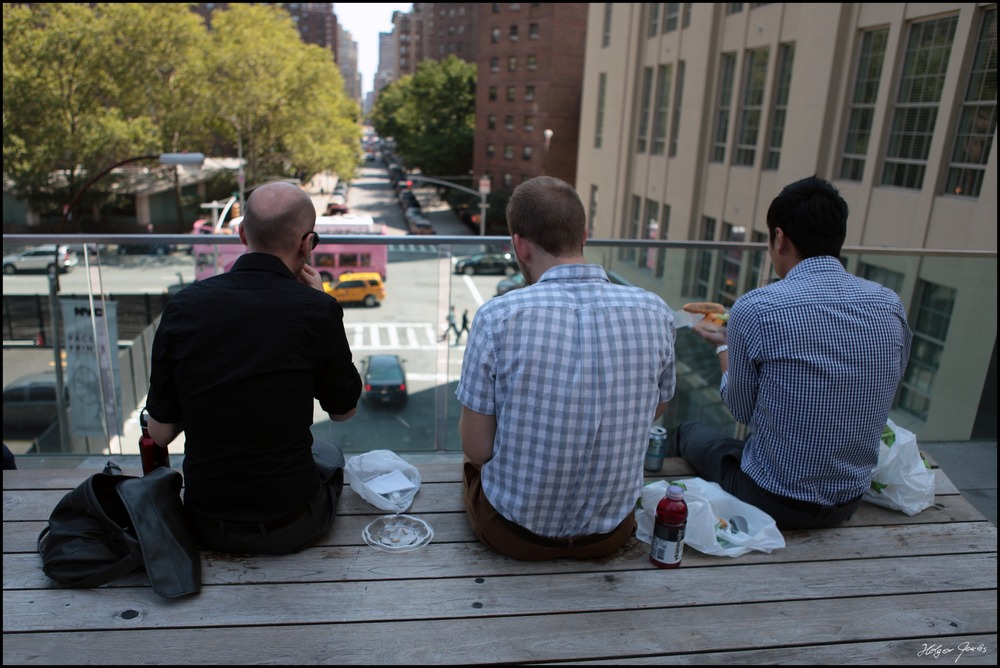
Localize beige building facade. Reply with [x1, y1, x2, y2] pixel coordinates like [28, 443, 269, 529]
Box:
[576, 3, 996, 441]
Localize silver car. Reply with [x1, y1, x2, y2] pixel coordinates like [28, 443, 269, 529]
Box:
[3, 245, 78, 275]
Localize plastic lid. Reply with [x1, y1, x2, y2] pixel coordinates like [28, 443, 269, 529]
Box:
[362, 514, 434, 552]
[667, 484, 685, 499]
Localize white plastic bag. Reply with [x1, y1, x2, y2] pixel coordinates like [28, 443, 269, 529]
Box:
[344, 450, 421, 513]
[637, 478, 785, 557]
[863, 419, 935, 516]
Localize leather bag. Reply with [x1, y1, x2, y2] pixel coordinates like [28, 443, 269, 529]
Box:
[37, 462, 201, 599]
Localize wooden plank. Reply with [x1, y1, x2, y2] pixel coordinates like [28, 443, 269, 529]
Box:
[6, 520, 997, 589]
[1, 591, 994, 665]
[0, 471, 969, 522]
[3, 553, 995, 632]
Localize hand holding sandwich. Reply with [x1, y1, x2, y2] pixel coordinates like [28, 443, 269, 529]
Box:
[684, 302, 729, 350]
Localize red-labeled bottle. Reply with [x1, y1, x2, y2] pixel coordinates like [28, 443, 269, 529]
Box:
[139, 408, 170, 475]
[650, 484, 687, 568]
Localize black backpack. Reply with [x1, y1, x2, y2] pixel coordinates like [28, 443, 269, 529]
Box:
[37, 462, 201, 599]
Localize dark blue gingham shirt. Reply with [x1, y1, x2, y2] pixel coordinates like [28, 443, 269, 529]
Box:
[457, 264, 676, 537]
[723, 256, 912, 506]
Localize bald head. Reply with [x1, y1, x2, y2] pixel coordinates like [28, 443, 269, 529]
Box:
[242, 182, 316, 254]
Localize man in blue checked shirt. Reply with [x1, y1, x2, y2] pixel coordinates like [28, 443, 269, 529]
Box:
[456, 176, 677, 561]
[675, 176, 912, 530]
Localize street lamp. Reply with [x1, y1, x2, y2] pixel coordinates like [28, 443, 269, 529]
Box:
[58, 152, 205, 234]
[542, 129, 554, 176]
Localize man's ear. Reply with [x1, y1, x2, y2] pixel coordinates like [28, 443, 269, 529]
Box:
[512, 233, 531, 261]
[238, 224, 248, 247]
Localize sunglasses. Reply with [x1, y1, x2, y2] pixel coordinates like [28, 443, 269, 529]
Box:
[301, 230, 319, 250]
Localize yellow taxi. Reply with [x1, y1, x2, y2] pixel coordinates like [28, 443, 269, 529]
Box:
[323, 271, 386, 307]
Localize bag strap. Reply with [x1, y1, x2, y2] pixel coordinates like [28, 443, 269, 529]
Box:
[36, 524, 141, 588]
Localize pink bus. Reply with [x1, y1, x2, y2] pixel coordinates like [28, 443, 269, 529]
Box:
[193, 214, 389, 283]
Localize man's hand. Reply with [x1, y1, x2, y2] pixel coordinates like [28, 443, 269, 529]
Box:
[692, 316, 728, 347]
[298, 263, 325, 291]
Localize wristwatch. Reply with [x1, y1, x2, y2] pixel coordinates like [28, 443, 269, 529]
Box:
[715, 344, 728, 356]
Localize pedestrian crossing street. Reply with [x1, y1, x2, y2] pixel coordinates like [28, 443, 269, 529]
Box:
[344, 322, 464, 351]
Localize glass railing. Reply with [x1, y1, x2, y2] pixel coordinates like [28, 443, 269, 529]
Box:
[3, 234, 996, 461]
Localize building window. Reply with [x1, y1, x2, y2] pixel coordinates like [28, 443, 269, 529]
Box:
[508, 56, 518, 72]
[882, 16, 958, 190]
[522, 145, 533, 161]
[641, 198, 658, 268]
[670, 61, 685, 157]
[505, 115, 515, 131]
[765, 43, 794, 170]
[682, 2, 692, 28]
[509, 25, 519, 41]
[492, 3, 501, 13]
[637, 67, 654, 153]
[602, 3, 613, 48]
[944, 7, 996, 197]
[899, 280, 955, 420]
[524, 115, 535, 132]
[655, 203, 671, 278]
[588, 185, 598, 236]
[491, 27, 501, 43]
[490, 57, 500, 73]
[487, 143, 496, 157]
[716, 223, 746, 307]
[712, 54, 736, 162]
[525, 85, 535, 101]
[529, 23, 539, 39]
[734, 47, 769, 167]
[504, 144, 514, 159]
[503, 173, 514, 187]
[647, 3, 660, 37]
[596, 73, 607, 149]
[652, 64, 673, 155]
[526, 54, 538, 71]
[488, 114, 497, 131]
[664, 3, 680, 33]
[507, 85, 516, 102]
[727, 3, 743, 14]
[694, 217, 717, 299]
[744, 230, 769, 292]
[860, 262, 904, 294]
[489, 86, 498, 102]
[620, 195, 641, 262]
[840, 28, 889, 181]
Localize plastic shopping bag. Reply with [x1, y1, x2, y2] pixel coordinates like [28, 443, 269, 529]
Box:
[863, 419, 935, 516]
[344, 450, 421, 513]
[636, 478, 785, 557]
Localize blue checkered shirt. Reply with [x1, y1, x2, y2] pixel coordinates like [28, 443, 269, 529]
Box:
[724, 256, 912, 506]
[457, 264, 676, 537]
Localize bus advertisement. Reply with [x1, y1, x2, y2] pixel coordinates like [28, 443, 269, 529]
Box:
[192, 213, 389, 283]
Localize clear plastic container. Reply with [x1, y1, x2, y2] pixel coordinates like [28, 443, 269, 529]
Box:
[362, 514, 434, 552]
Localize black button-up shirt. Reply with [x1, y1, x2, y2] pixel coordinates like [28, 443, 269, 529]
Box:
[147, 253, 361, 522]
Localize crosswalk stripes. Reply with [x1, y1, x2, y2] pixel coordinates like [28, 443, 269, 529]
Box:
[346, 322, 460, 350]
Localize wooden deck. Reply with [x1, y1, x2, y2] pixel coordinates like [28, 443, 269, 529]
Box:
[3, 455, 997, 665]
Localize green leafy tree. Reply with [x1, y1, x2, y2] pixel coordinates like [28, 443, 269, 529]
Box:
[370, 56, 476, 179]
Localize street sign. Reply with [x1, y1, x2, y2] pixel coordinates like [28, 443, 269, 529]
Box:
[479, 177, 491, 195]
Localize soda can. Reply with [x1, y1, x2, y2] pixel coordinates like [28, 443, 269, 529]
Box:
[644, 426, 668, 472]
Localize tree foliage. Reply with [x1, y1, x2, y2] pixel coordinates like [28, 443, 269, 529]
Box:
[370, 56, 476, 179]
[2, 3, 360, 224]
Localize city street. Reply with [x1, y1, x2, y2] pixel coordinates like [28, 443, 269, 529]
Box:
[3, 163, 511, 456]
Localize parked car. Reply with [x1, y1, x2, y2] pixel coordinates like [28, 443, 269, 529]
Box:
[408, 220, 436, 235]
[359, 354, 408, 407]
[399, 190, 421, 211]
[495, 272, 526, 297]
[323, 271, 386, 307]
[3, 371, 66, 440]
[117, 242, 170, 256]
[3, 245, 78, 275]
[325, 201, 349, 215]
[454, 252, 518, 276]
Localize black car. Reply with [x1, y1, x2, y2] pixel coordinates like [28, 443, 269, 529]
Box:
[454, 253, 518, 276]
[3, 371, 66, 439]
[360, 354, 408, 407]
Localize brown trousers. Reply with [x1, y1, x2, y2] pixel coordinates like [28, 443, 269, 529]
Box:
[462, 459, 636, 561]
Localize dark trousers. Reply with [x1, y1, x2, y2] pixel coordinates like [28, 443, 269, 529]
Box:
[674, 421, 862, 531]
[186, 438, 345, 555]
[462, 459, 636, 561]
